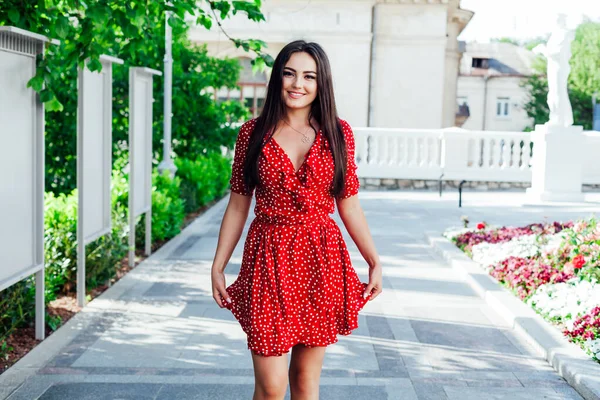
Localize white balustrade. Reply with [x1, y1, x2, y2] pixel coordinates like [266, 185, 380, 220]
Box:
[354, 128, 443, 180]
[441, 129, 533, 182]
[353, 126, 600, 185]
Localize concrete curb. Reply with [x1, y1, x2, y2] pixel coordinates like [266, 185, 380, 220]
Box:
[425, 231, 600, 400]
[0, 195, 230, 399]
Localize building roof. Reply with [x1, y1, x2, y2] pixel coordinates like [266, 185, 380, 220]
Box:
[460, 42, 537, 77]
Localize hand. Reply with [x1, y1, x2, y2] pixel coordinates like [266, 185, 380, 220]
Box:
[211, 268, 232, 308]
[363, 264, 382, 301]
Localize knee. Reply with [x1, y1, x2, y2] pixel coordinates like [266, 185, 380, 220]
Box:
[256, 375, 288, 399]
[289, 369, 320, 395]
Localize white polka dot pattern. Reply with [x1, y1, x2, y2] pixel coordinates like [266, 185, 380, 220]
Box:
[224, 118, 369, 357]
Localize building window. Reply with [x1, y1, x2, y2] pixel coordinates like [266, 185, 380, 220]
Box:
[472, 57, 489, 69]
[213, 57, 268, 118]
[496, 97, 510, 117]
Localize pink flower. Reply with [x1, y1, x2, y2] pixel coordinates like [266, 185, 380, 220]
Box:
[563, 262, 575, 275]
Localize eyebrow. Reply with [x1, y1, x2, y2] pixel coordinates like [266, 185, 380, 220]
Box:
[284, 67, 317, 74]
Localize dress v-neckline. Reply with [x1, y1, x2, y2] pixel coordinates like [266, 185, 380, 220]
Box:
[270, 129, 321, 174]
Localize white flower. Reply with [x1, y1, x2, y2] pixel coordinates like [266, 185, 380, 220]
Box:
[527, 278, 600, 326]
[470, 232, 566, 268]
[585, 339, 600, 361]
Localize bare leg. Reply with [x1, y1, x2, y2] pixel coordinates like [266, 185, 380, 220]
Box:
[252, 350, 289, 400]
[289, 344, 327, 400]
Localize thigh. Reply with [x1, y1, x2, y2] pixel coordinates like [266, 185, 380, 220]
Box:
[289, 344, 327, 375]
[252, 351, 290, 388]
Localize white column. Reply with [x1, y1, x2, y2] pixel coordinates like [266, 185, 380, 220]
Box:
[442, 21, 461, 128]
[525, 124, 585, 202]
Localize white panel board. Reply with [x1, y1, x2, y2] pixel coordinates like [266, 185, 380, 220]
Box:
[80, 64, 112, 244]
[0, 51, 37, 288]
[132, 73, 152, 217]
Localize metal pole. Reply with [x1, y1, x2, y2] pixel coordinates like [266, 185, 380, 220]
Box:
[458, 180, 467, 208]
[439, 173, 444, 197]
[367, 4, 379, 127]
[158, 9, 177, 177]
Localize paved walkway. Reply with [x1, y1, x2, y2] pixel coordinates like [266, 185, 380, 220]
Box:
[3, 190, 599, 399]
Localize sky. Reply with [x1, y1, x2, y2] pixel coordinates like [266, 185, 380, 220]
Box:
[458, 0, 600, 43]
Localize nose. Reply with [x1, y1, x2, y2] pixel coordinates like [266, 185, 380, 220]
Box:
[291, 76, 303, 89]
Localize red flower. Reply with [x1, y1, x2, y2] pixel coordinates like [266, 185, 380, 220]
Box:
[477, 223, 486, 230]
[572, 254, 586, 269]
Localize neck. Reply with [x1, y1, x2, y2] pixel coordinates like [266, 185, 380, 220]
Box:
[284, 107, 311, 127]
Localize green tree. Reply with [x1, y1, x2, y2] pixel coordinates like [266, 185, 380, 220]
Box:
[522, 22, 600, 130]
[1, 1, 269, 193]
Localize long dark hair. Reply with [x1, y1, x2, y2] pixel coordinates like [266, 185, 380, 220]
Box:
[242, 40, 347, 197]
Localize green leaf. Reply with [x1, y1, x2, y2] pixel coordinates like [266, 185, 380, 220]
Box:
[211, 1, 231, 20]
[28, 75, 45, 92]
[232, 1, 265, 22]
[197, 14, 213, 30]
[8, 9, 20, 24]
[55, 16, 70, 39]
[39, 88, 53, 103]
[45, 97, 64, 112]
[251, 57, 265, 73]
[87, 58, 103, 72]
[260, 53, 274, 67]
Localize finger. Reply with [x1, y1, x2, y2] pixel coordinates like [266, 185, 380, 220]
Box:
[363, 284, 373, 299]
[369, 287, 382, 301]
[213, 291, 224, 308]
[218, 288, 232, 305]
[213, 293, 225, 308]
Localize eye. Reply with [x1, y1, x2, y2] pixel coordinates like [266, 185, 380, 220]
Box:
[305, 75, 316, 80]
[283, 71, 294, 77]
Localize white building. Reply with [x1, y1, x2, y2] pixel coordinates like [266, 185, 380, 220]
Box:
[189, 0, 473, 129]
[457, 42, 536, 132]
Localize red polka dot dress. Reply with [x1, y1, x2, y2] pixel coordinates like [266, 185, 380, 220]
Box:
[223, 118, 369, 357]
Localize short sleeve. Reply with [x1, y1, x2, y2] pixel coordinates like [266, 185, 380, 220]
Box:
[229, 121, 255, 197]
[337, 119, 360, 199]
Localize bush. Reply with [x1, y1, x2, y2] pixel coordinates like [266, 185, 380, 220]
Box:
[135, 169, 186, 247]
[176, 152, 232, 213]
[0, 152, 228, 345]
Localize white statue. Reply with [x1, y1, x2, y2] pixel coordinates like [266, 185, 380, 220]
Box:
[532, 14, 575, 127]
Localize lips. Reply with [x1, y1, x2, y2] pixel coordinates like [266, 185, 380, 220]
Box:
[288, 91, 305, 99]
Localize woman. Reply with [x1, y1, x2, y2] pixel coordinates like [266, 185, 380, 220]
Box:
[211, 40, 382, 400]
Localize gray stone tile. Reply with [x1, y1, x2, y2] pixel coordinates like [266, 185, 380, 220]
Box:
[155, 383, 387, 400]
[411, 319, 521, 353]
[386, 383, 419, 399]
[167, 234, 202, 259]
[143, 281, 209, 298]
[459, 371, 517, 380]
[413, 382, 449, 400]
[464, 379, 523, 388]
[6, 377, 55, 400]
[38, 383, 162, 400]
[553, 385, 585, 399]
[367, 314, 396, 340]
[443, 386, 574, 400]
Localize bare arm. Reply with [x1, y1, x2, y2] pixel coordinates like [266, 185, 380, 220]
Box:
[336, 195, 383, 300]
[211, 192, 252, 307]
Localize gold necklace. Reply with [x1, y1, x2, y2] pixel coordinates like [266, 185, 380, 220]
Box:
[283, 119, 313, 144]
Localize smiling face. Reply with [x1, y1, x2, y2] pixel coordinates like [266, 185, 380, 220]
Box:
[281, 52, 318, 112]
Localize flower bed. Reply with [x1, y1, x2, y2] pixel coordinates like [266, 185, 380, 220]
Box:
[445, 218, 600, 363]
